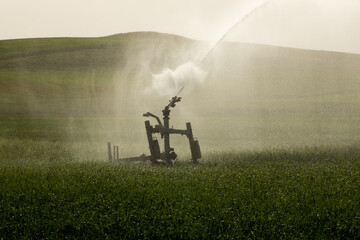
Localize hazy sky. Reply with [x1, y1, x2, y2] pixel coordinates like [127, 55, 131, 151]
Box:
[1, 0, 359, 54]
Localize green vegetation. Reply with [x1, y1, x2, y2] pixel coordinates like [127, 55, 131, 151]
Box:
[2, 147, 360, 239]
[1, 116, 360, 239]
[1, 32, 360, 238]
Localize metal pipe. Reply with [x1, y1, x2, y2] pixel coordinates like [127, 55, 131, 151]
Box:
[145, 120, 157, 163]
[143, 112, 163, 126]
[186, 122, 198, 163]
[162, 108, 171, 162]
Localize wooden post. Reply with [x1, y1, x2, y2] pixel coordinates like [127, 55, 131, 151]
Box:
[116, 146, 119, 159]
[107, 142, 112, 162]
[113, 146, 116, 160]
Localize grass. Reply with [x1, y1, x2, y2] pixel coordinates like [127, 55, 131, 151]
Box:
[1, 148, 360, 239]
[1, 116, 360, 239]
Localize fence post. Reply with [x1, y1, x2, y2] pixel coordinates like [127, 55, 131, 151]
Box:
[107, 142, 112, 162]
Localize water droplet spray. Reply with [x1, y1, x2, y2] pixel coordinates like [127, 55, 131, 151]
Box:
[151, 0, 270, 96]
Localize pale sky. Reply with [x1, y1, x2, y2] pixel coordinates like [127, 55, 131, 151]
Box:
[1, 0, 360, 54]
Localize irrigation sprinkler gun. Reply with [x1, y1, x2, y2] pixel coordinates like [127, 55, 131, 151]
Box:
[107, 95, 201, 165]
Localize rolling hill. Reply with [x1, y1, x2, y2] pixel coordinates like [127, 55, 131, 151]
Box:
[0, 31, 359, 116]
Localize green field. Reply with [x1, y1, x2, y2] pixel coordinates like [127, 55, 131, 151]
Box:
[1, 116, 360, 238]
[1, 32, 360, 238]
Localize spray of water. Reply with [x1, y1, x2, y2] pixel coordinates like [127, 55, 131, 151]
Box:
[152, 0, 270, 96]
[200, 0, 269, 64]
[152, 62, 207, 96]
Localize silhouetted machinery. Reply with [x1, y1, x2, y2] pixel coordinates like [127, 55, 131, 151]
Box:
[108, 96, 201, 165]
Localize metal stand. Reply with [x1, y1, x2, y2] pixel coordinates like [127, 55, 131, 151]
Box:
[108, 95, 201, 165]
[143, 96, 201, 164]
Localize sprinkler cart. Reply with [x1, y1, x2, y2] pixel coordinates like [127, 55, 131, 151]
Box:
[108, 95, 201, 165]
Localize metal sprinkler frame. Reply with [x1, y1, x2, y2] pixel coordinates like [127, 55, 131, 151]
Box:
[108, 95, 201, 165]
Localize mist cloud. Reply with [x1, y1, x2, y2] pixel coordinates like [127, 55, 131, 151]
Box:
[151, 62, 207, 96]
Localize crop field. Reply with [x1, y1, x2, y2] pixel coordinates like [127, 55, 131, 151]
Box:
[1, 33, 360, 238]
[1, 115, 360, 239]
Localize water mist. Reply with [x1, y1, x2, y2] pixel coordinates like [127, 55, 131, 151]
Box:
[151, 0, 270, 96]
[151, 62, 207, 96]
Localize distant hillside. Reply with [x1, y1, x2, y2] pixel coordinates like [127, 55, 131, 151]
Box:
[0, 32, 203, 115]
[195, 42, 360, 115]
[0, 32, 359, 115]
[0, 32, 198, 71]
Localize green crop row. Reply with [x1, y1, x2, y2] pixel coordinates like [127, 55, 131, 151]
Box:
[1, 115, 360, 238]
[1, 148, 360, 239]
